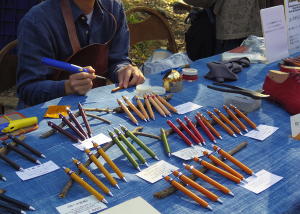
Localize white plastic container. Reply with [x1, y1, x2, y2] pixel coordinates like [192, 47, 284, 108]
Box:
[223, 93, 261, 113]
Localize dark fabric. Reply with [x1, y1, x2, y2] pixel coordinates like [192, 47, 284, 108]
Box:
[214, 38, 246, 55]
[266, 0, 284, 7]
[205, 57, 250, 82]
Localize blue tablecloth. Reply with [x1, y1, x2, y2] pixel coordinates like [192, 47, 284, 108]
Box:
[1, 54, 299, 214]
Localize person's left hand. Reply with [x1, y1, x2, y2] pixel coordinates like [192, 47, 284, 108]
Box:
[118, 64, 145, 88]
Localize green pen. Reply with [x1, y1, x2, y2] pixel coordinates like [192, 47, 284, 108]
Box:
[119, 124, 159, 161]
[108, 130, 141, 172]
[113, 127, 149, 167]
[161, 128, 171, 157]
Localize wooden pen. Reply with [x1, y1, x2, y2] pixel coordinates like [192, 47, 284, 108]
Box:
[78, 102, 93, 138]
[167, 120, 194, 147]
[143, 94, 155, 120]
[214, 108, 243, 136]
[195, 115, 216, 143]
[153, 93, 178, 114]
[117, 99, 139, 126]
[197, 112, 222, 140]
[223, 105, 248, 132]
[176, 118, 201, 145]
[185, 116, 206, 145]
[122, 95, 147, 122]
[135, 95, 150, 122]
[147, 94, 166, 117]
[230, 104, 258, 130]
[151, 94, 172, 117]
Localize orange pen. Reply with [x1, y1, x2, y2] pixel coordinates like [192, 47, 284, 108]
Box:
[183, 163, 234, 196]
[163, 175, 213, 210]
[213, 145, 256, 176]
[197, 112, 222, 140]
[230, 104, 258, 130]
[85, 148, 120, 189]
[223, 105, 248, 133]
[72, 158, 113, 196]
[172, 170, 223, 203]
[151, 94, 172, 117]
[117, 99, 139, 126]
[193, 157, 244, 184]
[214, 108, 243, 136]
[207, 110, 237, 138]
[135, 95, 150, 122]
[63, 167, 108, 204]
[153, 93, 178, 114]
[122, 95, 147, 122]
[147, 94, 166, 117]
[143, 94, 155, 120]
[202, 151, 247, 183]
[92, 141, 127, 183]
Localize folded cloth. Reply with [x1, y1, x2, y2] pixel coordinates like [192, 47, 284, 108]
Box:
[205, 57, 250, 82]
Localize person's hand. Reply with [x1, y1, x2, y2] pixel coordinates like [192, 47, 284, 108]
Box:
[118, 65, 145, 88]
[64, 66, 96, 95]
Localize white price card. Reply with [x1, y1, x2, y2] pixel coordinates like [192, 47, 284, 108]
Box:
[244, 124, 278, 141]
[56, 195, 107, 214]
[290, 113, 300, 138]
[238, 170, 283, 194]
[172, 146, 212, 160]
[16, 160, 60, 181]
[136, 160, 178, 183]
[174, 102, 202, 114]
[73, 133, 111, 151]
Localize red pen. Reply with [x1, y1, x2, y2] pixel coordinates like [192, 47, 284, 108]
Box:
[167, 120, 194, 147]
[195, 115, 216, 143]
[184, 116, 206, 146]
[176, 118, 201, 145]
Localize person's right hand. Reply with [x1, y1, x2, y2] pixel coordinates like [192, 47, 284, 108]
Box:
[64, 66, 96, 96]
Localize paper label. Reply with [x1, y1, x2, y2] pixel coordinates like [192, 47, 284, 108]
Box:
[244, 124, 278, 141]
[73, 133, 111, 151]
[174, 102, 202, 114]
[290, 113, 300, 137]
[172, 146, 212, 160]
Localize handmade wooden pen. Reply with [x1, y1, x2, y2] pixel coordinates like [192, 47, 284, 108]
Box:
[183, 163, 234, 196]
[63, 167, 108, 204]
[93, 141, 127, 182]
[172, 170, 223, 203]
[223, 105, 248, 132]
[230, 104, 258, 130]
[207, 110, 237, 138]
[120, 125, 159, 160]
[153, 93, 178, 114]
[0, 192, 35, 211]
[176, 118, 201, 145]
[113, 128, 148, 167]
[203, 150, 247, 183]
[161, 128, 171, 157]
[0, 152, 24, 171]
[213, 145, 256, 176]
[122, 95, 147, 122]
[108, 130, 141, 171]
[214, 108, 242, 136]
[197, 112, 222, 140]
[78, 102, 93, 138]
[135, 95, 150, 122]
[85, 148, 120, 189]
[151, 94, 172, 117]
[143, 94, 155, 120]
[167, 120, 194, 147]
[195, 115, 216, 143]
[147, 94, 166, 117]
[72, 158, 113, 196]
[0, 200, 27, 214]
[111, 84, 124, 93]
[66, 107, 88, 138]
[58, 113, 86, 141]
[163, 175, 213, 210]
[193, 157, 244, 184]
[47, 121, 81, 143]
[117, 99, 139, 126]
[184, 116, 206, 145]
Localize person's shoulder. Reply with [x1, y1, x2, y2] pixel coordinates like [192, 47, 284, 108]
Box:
[99, 0, 124, 10]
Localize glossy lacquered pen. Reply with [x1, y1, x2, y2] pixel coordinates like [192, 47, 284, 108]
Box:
[117, 99, 139, 126]
[197, 112, 222, 140]
[93, 141, 127, 182]
[0, 152, 24, 171]
[223, 105, 248, 132]
[6, 134, 46, 158]
[0, 193, 35, 211]
[213, 145, 256, 176]
[72, 158, 113, 196]
[214, 108, 243, 136]
[85, 148, 120, 189]
[122, 95, 147, 122]
[47, 121, 81, 143]
[161, 128, 171, 157]
[58, 113, 86, 141]
[66, 107, 88, 138]
[78, 102, 93, 138]
[0, 201, 26, 214]
[184, 116, 206, 145]
[195, 115, 216, 143]
[230, 104, 259, 130]
[120, 125, 159, 160]
[42, 57, 106, 79]
[135, 95, 150, 122]
[113, 128, 148, 167]
[1, 140, 41, 165]
[183, 163, 234, 196]
[108, 130, 141, 171]
[63, 167, 108, 203]
[176, 118, 201, 145]
[153, 93, 178, 114]
[163, 175, 213, 210]
[151, 94, 172, 117]
[143, 94, 155, 120]
[171, 170, 223, 203]
[147, 94, 166, 118]
[167, 120, 194, 147]
[0, 173, 6, 182]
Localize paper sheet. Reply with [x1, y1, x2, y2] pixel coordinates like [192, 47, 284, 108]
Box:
[290, 113, 300, 137]
[136, 160, 178, 183]
[73, 133, 111, 151]
[174, 102, 202, 114]
[238, 170, 283, 194]
[172, 146, 212, 160]
[56, 195, 107, 214]
[16, 160, 60, 181]
[244, 124, 278, 141]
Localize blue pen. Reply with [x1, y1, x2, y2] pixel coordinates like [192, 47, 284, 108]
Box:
[42, 57, 106, 80]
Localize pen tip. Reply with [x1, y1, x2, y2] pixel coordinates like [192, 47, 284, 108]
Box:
[122, 177, 128, 183]
[154, 156, 159, 161]
[219, 136, 223, 140]
[102, 199, 108, 204]
[168, 153, 171, 157]
[207, 205, 213, 211]
[137, 166, 141, 172]
[41, 154, 46, 159]
[19, 168, 25, 172]
[108, 192, 114, 197]
[182, 163, 186, 166]
[36, 160, 42, 165]
[213, 140, 217, 144]
[163, 114, 166, 118]
[239, 132, 243, 136]
[245, 129, 249, 133]
[2, 177, 7, 182]
[217, 198, 223, 204]
[115, 184, 120, 190]
[135, 123, 139, 126]
[229, 191, 235, 196]
[233, 134, 237, 138]
[145, 162, 149, 167]
[255, 127, 259, 131]
[29, 206, 35, 211]
[202, 141, 206, 146]
[152, 117, 155, 121]
[169, 114, 172, 118]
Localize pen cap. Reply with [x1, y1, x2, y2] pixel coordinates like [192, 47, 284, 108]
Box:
[203, 151, 209, 156]
[213, 145, 219, 152]
[193, 157, 200, 162]
[172, 170, 180, 177]
[72, 158, 79, 165]
[167, 120, 172, 125]
[164, 175, 171, 182]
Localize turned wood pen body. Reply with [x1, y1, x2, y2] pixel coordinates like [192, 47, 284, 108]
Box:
[197, 112, 222, 140]
[223, 105, 248, 132]
[214, 108, 242, 135]
[123, 95, 147, 122]
[207, 110, 236, 137]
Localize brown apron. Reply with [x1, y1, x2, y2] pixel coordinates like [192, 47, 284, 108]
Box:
[51, 0, 117, 88]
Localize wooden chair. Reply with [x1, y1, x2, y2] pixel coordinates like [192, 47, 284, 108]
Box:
[125, 7, 178, 53]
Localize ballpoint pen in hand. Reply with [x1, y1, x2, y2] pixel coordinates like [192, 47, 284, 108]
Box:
[42, 57, 106, 79]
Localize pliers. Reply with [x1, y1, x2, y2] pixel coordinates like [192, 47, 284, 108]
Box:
[207, 83, 270, 100]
